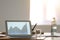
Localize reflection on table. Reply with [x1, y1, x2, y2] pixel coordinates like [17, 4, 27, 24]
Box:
[32, 32, 60, 40]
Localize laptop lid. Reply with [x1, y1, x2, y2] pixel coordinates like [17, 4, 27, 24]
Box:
[5, 20, 32, 38]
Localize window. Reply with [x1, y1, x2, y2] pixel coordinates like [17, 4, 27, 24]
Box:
[30, 0, 60, 25]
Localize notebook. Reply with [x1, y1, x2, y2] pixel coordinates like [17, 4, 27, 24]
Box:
[5, 20, 32, 38]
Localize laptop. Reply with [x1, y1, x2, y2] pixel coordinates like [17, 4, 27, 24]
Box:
[5, 20, 32, 38]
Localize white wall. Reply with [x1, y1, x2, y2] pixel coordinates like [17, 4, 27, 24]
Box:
[32, 25, 60, 33]
[0, 0, 30, 32]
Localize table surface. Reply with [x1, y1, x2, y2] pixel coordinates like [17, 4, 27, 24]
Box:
[0, 36, 9, 39]
[0, 32, 60, 40]
[32, 32, 60, 40]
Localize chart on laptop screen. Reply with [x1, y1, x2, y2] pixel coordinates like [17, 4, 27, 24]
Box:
[7, 22, 31, 35]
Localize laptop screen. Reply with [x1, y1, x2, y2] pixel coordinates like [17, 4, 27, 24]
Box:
[5, 20, 31, 36]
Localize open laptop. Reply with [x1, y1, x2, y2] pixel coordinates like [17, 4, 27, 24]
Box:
[5, 20, 32, 38]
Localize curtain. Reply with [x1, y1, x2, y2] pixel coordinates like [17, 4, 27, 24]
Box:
[30, 0, 60, 25]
